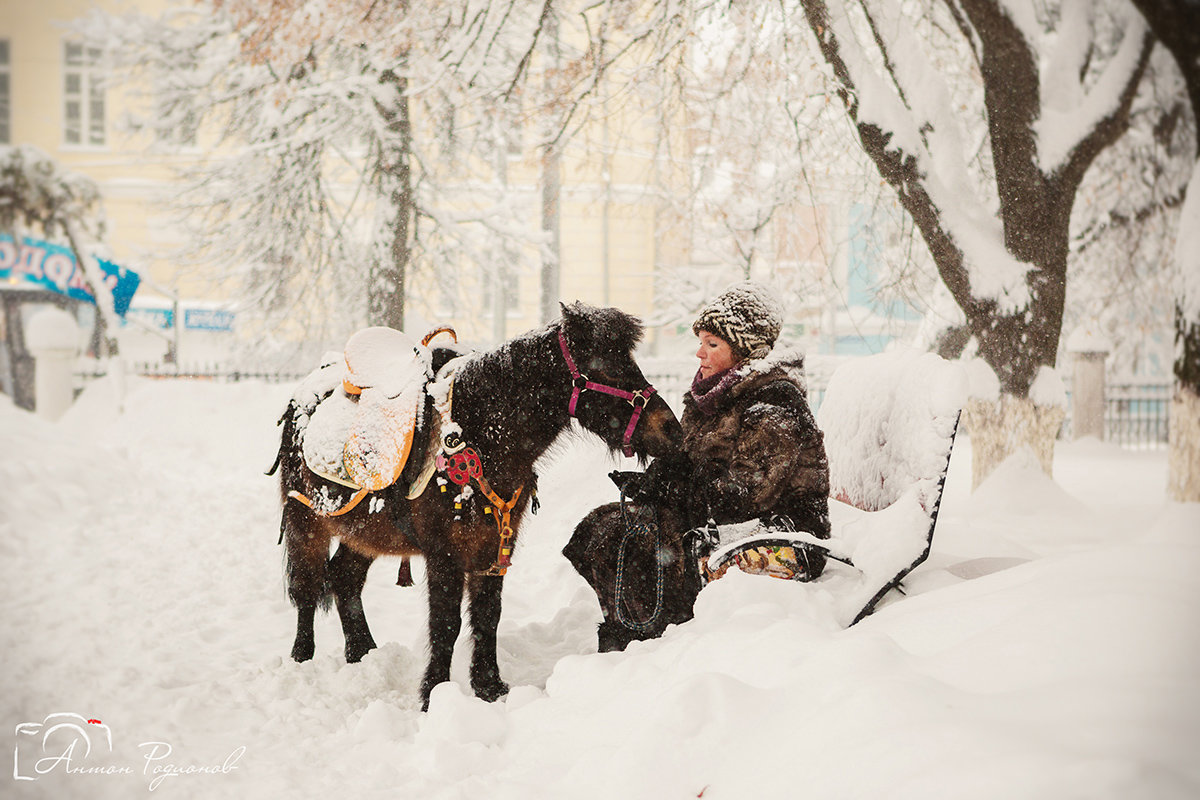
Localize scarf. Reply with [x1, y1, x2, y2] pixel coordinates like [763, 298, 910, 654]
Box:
[689, 366, 746, 416]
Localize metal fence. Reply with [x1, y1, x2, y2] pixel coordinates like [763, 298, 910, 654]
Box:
[76, 359, 1173, 449]
[1060, 381, 1173, 448]
[74, 361, 309, 390]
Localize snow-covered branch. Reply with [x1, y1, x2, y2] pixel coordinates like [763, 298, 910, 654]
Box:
[1035, 2, 1152, 175]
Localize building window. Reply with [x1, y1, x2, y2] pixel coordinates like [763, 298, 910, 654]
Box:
[0, 40, 10, 144]
[63, 41, 105, 146]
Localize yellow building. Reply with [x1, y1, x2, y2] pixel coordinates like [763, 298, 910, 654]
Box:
[2, 0, 702, 366]
[3, 0, 875, 385]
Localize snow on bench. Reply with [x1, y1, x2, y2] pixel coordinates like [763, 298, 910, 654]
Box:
[815, 348, 966, 624]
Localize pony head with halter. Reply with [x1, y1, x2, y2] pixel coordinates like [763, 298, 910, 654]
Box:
[555, 303, 667, 459]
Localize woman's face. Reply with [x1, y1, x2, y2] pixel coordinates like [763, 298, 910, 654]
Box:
[695, 330, 738, 379]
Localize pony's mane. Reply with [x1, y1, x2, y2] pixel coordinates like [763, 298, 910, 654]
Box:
[560, 301, 645, 356]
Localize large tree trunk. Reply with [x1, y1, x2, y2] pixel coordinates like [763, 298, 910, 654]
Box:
[1169, 383, 1200, 501]
[370, 68, 413, 331]
[964, 396, 1066, 485]
[1171, 276, 1200, 501]
[540, 148, 561, 325]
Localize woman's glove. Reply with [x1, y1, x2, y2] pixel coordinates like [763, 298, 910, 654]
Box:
[609, 470, 653, 501]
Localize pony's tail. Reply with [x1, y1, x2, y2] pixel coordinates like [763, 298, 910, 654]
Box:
[265, 404, 294, 476]
[277, 400, 333, 612]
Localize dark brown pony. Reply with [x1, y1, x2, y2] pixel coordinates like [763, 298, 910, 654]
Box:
[274, 303, 683, 709]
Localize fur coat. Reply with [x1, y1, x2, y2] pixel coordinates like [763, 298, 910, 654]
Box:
[660, 347, 831, 537]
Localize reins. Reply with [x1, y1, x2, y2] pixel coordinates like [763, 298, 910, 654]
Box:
[613, 489, 665, 631]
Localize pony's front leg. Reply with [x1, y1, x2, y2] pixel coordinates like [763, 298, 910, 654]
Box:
[467, 572, 509, 702]
[419, 552, 465, 711]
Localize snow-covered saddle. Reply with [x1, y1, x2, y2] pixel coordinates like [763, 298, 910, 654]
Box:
[289, 326, 458, 516]
[704, 349, 967, 625]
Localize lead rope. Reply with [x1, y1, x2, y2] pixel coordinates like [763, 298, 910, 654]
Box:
[613, 489, 665, 631]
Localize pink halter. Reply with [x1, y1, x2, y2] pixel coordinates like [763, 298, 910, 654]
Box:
[558, 328, 656, 457]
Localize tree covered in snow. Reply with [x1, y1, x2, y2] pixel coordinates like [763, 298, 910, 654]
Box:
[80, 0, 560, 351]
[580, 1, 933, 338]
[1125, 0, 1200, 502]
[1067, 46, 1192, 379]
[797, 0, 1154, 483]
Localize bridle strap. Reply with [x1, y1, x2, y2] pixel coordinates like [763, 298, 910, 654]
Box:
[557, 328, 655, 458]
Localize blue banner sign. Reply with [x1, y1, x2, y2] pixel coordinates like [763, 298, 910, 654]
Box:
[125, 305, 236, 331]
[0, 233, 140, 316]
[183, 308, 234, 331]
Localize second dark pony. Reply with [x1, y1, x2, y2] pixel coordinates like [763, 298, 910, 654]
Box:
[274, 303, 682, 709]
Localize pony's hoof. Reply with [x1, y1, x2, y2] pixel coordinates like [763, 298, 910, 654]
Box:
[291, 642, 314, 662]
[345, 638, 377, 664]
[471, 678, 510, 703]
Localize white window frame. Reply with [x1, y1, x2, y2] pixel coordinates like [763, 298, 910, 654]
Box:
[62, 40, 105, 147]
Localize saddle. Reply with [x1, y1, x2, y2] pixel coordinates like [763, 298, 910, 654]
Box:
[292, 326, 455, 516]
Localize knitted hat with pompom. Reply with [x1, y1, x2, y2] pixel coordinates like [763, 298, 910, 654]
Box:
[691, 281, 784, 360]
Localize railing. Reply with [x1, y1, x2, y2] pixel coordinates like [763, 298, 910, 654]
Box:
[74, 361, 309, 389]
[76, 358, 1173, 449]
[1060, 381, 1173, 448]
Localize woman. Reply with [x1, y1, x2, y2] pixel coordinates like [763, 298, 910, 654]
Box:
[564, 282, 831, 651]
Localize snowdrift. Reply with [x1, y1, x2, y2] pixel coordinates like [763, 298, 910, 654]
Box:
[2, 377, 1198, 799]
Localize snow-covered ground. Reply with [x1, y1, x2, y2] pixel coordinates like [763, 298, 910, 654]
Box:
[3, 376, 1198, 799]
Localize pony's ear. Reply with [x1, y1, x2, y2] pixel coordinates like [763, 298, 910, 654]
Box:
[559, 301, 593, 345]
